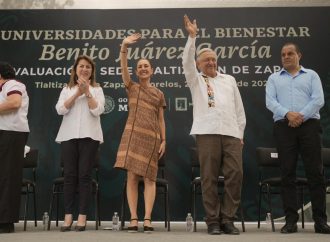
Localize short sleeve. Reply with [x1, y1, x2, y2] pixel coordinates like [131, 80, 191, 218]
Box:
[125, 79, 134, 90]
[125, 80, 138, 96]
[5, 80, 24, 96]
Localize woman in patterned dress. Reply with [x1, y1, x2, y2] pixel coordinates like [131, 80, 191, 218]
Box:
[114, 33, 166, 233]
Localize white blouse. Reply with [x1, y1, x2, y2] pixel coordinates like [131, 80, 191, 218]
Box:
[55, 85, 105, 143]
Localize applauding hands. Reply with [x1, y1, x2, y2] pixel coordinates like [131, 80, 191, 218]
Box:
[77, 77, 90, 96]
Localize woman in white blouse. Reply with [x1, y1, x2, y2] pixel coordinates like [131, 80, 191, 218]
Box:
[55, 55, 104, 232]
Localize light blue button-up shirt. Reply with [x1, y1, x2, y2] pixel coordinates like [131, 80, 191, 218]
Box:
[266, 66, 324, 122]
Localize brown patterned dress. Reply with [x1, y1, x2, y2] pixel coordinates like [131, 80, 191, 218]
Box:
[114, 81, 166, 181]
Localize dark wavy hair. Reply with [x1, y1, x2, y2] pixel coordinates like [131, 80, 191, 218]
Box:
[0, 62, 16, 79]
[137, 58, 153, 68]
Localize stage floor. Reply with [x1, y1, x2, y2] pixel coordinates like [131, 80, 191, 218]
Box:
[1, 221, 330, 242]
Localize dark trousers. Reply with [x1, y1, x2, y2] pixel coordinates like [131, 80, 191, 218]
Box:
[196, 134, 243, 226]
[274, 119, 327, 224]
[61, 138, 99, 215]
[0, 130, 28, 223]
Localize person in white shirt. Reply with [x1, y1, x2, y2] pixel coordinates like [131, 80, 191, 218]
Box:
[182, 15, 246, 235]
[55, 55, 105, 232]
[0, 62, 29, 233]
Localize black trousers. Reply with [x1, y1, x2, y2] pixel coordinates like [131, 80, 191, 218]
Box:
[274, 119, 327, 224]
[61, 138, 99, 215]
[0, 130, 28, 223]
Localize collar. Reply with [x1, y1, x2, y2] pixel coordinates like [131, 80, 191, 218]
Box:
[280, 66, 307, 75]
[201, 71, 221, 79]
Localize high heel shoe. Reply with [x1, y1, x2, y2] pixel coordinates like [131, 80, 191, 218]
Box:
[127, 218, 138, 233]
[75, 224, 86, 232]
[60, 221, 73, 232]
[143, 218, 154, 233]
[75, 214, 87, 231]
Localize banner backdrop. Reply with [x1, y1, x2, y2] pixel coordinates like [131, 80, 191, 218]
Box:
[1, 8, 329, 221]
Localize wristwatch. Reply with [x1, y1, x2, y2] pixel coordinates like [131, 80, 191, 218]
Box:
[86, 93, 93, 98]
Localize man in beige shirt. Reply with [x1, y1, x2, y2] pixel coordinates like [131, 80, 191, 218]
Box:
[182, 15, 246, 235]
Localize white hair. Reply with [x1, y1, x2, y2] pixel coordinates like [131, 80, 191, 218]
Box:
[196, 48, 216, 60]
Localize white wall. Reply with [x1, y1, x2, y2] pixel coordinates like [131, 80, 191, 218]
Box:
[1, 0, 330, 9]
[69, 0, 330, 8]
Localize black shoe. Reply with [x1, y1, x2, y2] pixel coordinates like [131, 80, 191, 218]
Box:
[143, 219, 154, 233]
[60, 222, 73, 232]
[0, 223, 14, 233]
[220, 222, 240, 235]
[207, 224, 222, 235]
[314, 222, 330, 234]
[75, 224, 86, 232]
[128, 218, 138, 233]
[280, 223, 297, 233]
[127, 226, 138, 232]
[143, 226, 154, 233]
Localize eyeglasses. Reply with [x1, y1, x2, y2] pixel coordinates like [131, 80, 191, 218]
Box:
[202, 75, 215, 108]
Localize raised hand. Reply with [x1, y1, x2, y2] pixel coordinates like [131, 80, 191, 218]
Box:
[184, 14, 198, 37]
[122, 33, 142, 47]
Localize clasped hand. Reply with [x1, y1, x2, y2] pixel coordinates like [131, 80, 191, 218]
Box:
[286, 111, 304, 128]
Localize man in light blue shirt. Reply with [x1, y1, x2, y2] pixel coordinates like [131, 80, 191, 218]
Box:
[266, 42, 330, 234]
